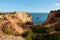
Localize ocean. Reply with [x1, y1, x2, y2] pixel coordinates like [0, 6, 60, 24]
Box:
[30, 13, 48, 24]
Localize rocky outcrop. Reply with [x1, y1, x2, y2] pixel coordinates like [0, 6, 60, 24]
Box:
[0, 12, 32, 35]
[42, 10, 60, 31]
[0, 34, 25, 40]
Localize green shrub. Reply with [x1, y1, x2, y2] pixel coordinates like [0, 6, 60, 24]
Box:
[22, 25, 60, 40]
[4, 29, 13, 35]
[32, 26, 51, 33]
[26, 29, 33, 40]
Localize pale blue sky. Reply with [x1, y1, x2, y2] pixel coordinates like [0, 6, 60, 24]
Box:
[0, 0, 60, 12]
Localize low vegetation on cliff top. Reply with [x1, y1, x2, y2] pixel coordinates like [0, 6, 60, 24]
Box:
[0, 12, 16, 15]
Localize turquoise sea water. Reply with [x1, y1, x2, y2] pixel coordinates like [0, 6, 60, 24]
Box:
[30, 13, 48, 24]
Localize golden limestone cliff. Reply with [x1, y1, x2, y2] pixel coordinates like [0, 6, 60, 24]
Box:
[0, 12, 32, 35]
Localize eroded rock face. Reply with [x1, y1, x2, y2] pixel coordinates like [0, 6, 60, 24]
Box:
[0, 34, 25, 40]
[42, 10, 60, 31]
[0, 12, 32, 35]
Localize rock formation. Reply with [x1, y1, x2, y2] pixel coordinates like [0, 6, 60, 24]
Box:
[0, 34, 25, 40]
[42, 10, 60, 31]
[0, 12, 32, 35]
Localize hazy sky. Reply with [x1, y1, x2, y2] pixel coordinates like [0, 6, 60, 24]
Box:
[0, 0, 60, 12]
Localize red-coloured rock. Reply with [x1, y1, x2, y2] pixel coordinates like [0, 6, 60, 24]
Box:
[42, 10, 60, 31]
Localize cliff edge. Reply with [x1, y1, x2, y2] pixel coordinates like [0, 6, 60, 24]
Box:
[0, 12, 32, 35]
